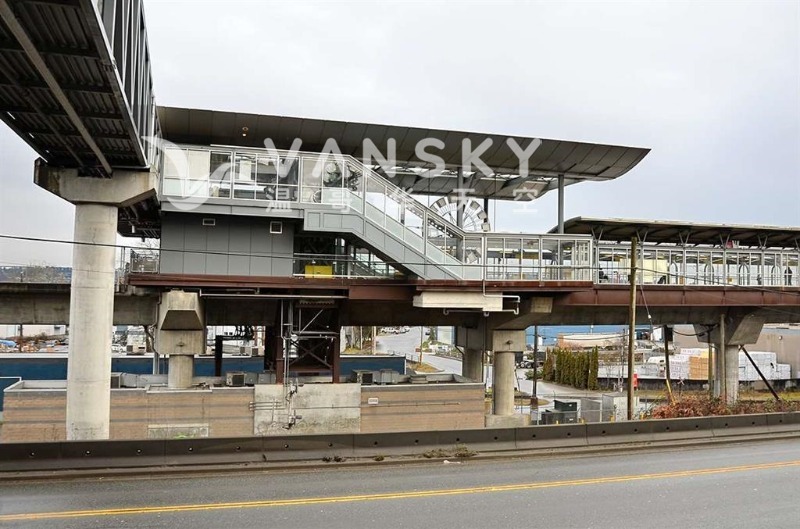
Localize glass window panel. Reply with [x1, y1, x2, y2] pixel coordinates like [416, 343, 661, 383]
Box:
[235, 154, 256, 181]
[163, 178, 182, 196]
[187, 150, 210, 180]
[321, 159, 344, 188]
[301, 157, 322, 202]
[346, 162, 363, 196]
[366, 177, 386, 211]
[209, 152, 232, 198]
[279, 157, 299, 185]
[163, 147, 187, 178]
[255, 156, 278, 185]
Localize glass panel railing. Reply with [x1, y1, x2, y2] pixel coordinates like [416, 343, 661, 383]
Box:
[160, 144, 607, 283]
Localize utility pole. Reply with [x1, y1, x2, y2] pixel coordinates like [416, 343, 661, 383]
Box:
[663, 325, 674, 404]
[419, 326, 424, 363]
[627, 237, 638, 420]
[531, 325, 539, 408]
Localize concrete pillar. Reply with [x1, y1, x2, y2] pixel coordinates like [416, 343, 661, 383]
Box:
[485, 329, 531, 427]
[65, 203, 118, 440]
[35, 164, 158, 440]
[156, 290, 205, 390]
[492, 351, 516, 415]
[461, 348, 483, 382]
[168, 352, 194, 389]
[695, 311, 765, 404]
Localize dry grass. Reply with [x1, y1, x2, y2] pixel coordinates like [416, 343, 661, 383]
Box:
[648, 394, 800, 418]
[406, 361, 440, 373]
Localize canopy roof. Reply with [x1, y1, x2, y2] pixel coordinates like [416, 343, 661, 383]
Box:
[158, 106, 649, 201]
[555, 217, 800, 249]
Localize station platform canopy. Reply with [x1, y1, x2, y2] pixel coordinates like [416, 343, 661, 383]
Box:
[158, 106, 649, 201]
[555, 217, 800, 249]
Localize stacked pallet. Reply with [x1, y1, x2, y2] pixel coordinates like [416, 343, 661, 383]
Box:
[689, 352, 709, 380]
[735, 351, 795, 381]
[668, 354, 691, 380]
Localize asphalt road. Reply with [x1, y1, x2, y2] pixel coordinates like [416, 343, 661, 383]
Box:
[2, 439, 799, 528]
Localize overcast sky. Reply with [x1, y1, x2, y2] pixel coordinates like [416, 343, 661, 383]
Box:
[0, 0, 798, 267]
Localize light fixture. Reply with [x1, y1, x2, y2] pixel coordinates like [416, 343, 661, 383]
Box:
[241, 126, 249, 137]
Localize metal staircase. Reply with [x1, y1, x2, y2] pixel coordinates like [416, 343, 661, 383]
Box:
[159, 144, 595, 282]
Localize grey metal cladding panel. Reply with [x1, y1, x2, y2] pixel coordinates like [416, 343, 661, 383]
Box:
[206, 252, 229, 275]
[183, 221, 208, 251]
[384, 237, 405, 259]
[248, 256, 271, 276]
[271, 254, 293, 277]
[230, 255, 252, 276]
[250, 224, 271, 254]
[159, 215, 185, 251]
[205, 220, 230, 253]
[305, 211, 322, 230]
[228, 222, 253, 254]
[321, 212, 343, 230]
[272, 227, 294, 255]
[159, 250, 184, 274]
[183, 252, 207, 275]
[342, 214, 363, 235]
[364, 223, 387, 249]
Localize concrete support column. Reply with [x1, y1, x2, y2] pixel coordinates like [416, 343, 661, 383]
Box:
[168, 352, 194, 389]
[461, 348, 483, 382]
[492, 351, 516, 415]
[695, 311, 764, 404]
[66, 203, 118, 440]
[485, 329, 530, 427]
[155, 290, 205, 390]
[724, 344, 739, 404]
[36, 165, 158, 440]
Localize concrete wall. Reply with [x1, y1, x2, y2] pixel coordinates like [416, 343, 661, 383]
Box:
[160, 212, 294, 276]
[2, 381, 485, 442]
[253, 383, 361, 436]
[360, 383, 485, 433]
[1, 382, 254, 442]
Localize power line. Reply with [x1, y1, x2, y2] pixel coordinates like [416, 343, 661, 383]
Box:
[1, 232, 799, 301]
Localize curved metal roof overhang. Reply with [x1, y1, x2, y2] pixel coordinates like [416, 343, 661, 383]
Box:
[555, 217, 800, 249]
[158, 106, 650, 201]
[0, 0, 154, 176]
[0, 0, 160, 238]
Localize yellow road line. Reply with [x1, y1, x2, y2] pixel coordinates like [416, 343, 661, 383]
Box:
[3, 459, 799, 522]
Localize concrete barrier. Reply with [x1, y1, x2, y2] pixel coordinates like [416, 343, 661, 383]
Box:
[262, 433, 357, 461]
[766, 412, 800, 434]
[436, 427, 517, 452]
[515, 424, 588, 449]
[164, 437, 264, 466]
[710, 414, 769, 438]
[353, 431, 441, 456]
[1, 412, 799, 473]
[647, 416, 714, 441]
[60, 439, 167, 469]
[585, 421, 655, 446]
[0, 441, 63, 472]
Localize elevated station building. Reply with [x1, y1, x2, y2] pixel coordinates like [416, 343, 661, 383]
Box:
[0, 0, 798, 440]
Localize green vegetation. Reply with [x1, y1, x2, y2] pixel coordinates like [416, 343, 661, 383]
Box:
[541, 347, 600, 390]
